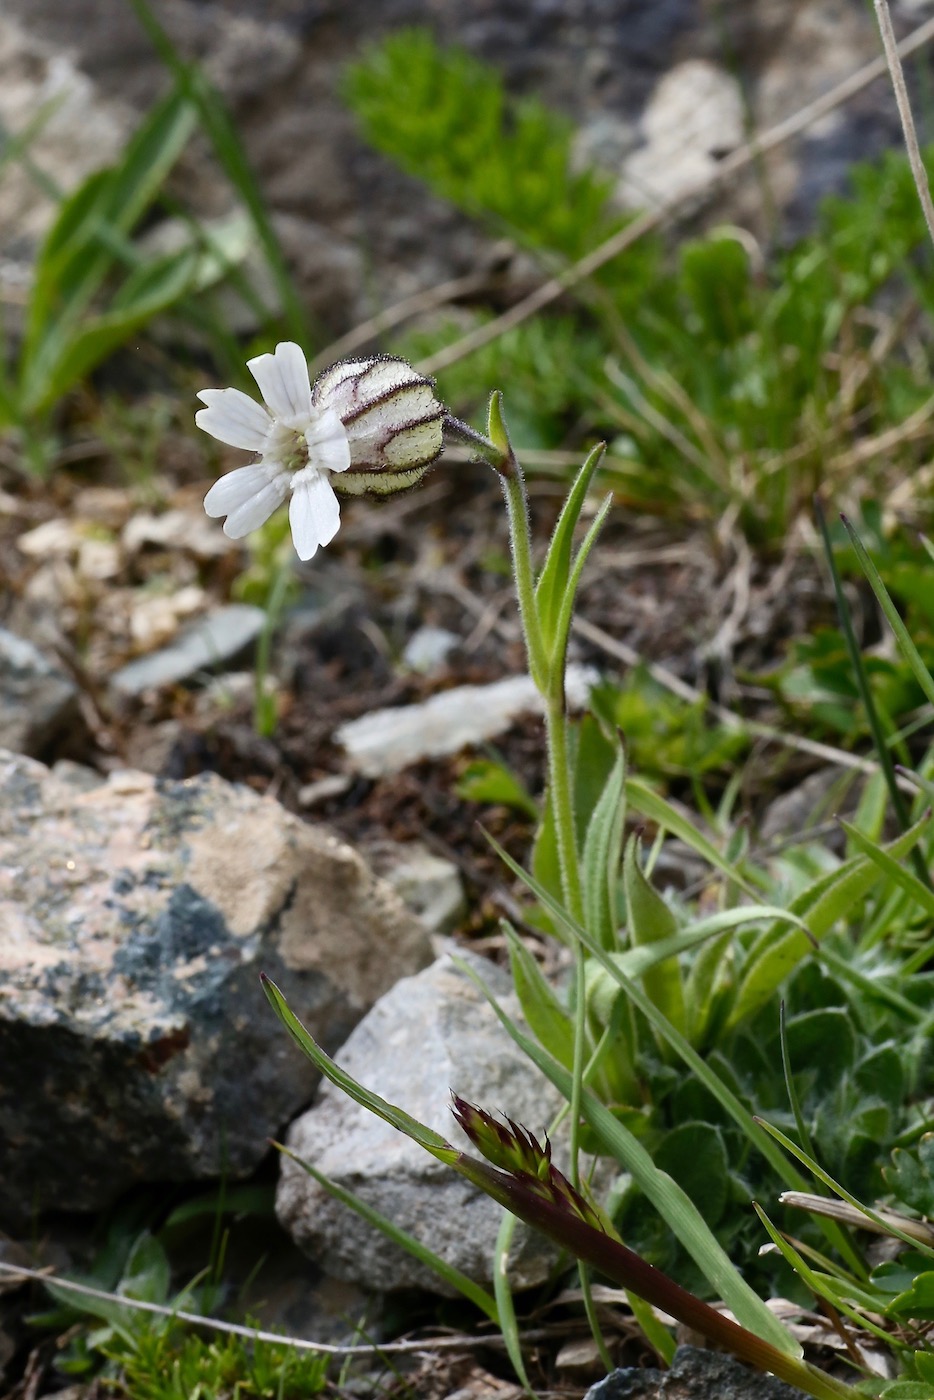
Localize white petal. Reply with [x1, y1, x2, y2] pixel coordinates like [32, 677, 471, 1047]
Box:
[247, 342, 312, 422]
[204, 464, 272, 518]
[223, 475, 289, 538]
[305, 407, 351, 474]
[289, 471, 341, 561]
[196, 388, 272, 450]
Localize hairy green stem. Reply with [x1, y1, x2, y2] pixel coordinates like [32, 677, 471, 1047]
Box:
[446, 411, 550, 689]
[486, 428, 615, 1371]
[545, 695, 584, 925]
[500, 451, 587, 1189]
[499, 465, 549, 691]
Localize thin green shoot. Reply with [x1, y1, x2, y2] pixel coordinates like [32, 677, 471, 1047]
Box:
[816, 498, 930, 889]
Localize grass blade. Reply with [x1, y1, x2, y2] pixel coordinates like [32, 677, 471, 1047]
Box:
[624, 779, 760, 898]
[261, 976, 455, 1163]
[756, 1119, 934, 1261]
[276, 1143, 500, 1322]
[817, 499, 929, 887]
[841, 513, 934, 711]
[492, 1213, 533, 1389]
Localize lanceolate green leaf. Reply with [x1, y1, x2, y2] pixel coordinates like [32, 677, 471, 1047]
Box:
[530, 788, 567, 941]
[604, 906, 805, 982]
[623, 834, 686, 1038]
[503, 923, 575, 1070]
[686, 929, 732, 1046]
[485, 834, 809, 1191]
[126, 0, 312, 345]
[581, 740, 626, 950]
[25, 250, 197, 414]
[264, 951, 872, 1391]
[728, 812, 931, 1031]
[534, 444, 604, 661]
[549, 489, 612, 691]
[0, 94, 63, 191]
[22, 89, 196, 399]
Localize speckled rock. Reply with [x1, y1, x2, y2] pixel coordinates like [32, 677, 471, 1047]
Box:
[585, 1345, 808, 1400]
[277, 950, 568, 1295]
[362, 841, 467, 937]
[0, 628, 83, 759]
[0, 750, 431, 1225]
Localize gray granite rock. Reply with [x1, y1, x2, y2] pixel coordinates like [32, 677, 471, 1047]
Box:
[110, 604, 265, 695]
[0, 627, 82, 758]
[277, 950, 566, 1294]
[586, 1346, 809, 1400]
[363, 841, 466, 937]
[0, 750, 431, 1225]
[49, 759, 106, 793]
[619, 59, 744, 209]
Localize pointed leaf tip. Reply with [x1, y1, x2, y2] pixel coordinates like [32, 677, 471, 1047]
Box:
[486, 390, 512, 460]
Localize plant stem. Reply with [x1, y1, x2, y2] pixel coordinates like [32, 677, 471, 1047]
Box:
[443, 412, 502, 462]
[499, 461, 550, 695]
[874, 0, 934, 250]
[495, 435, 609, 1364]
[544, 684, 608, 1353]
[254, 556, 291, 737]
[815, 498, 931, 890]
[545, 695, 584, 927]
[499, 451, 587, 1184]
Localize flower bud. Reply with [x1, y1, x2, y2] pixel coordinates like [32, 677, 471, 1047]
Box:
[311, 356, 445, 496]
[451, 1094, 607, 1230]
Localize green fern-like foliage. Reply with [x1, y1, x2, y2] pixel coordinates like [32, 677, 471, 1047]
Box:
[397, 313, 606, 442]
[344, 27, 653, 282]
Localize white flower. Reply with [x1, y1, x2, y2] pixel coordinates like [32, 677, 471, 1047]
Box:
[196, 343, 445, 561]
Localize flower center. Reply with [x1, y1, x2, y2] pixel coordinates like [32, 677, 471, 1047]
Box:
[267, 421, 311, 474]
